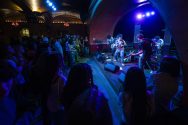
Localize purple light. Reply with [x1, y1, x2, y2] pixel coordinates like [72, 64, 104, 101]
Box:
[151, 11, 155, 15]
[146, 12, 150, 17]
[138, 0, 147, 3]
[136, 14, 143, 20]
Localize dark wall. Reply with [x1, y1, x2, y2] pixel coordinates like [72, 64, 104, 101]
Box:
[0, 23, 88, 38]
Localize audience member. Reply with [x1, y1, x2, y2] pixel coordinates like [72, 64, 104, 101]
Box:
[152, 56, 181, 114]
[119, 67, 154, 125]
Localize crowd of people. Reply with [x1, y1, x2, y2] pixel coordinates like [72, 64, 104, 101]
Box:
[0, 33, 187, 125]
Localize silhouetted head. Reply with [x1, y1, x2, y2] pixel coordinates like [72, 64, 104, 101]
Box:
[62, 63, 94, 109]
[124, 67, 147, 125]
[125, 67, 146, 93]
[159, 56, 180, 78]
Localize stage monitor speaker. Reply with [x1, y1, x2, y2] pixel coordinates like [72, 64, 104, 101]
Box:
[104, 63, 120, 73]
[118, 72, 125, 83]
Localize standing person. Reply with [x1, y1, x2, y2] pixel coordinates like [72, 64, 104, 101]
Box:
[151, 56, 180, 114]
[119, 67, 154, 125]
[153, 36, 164, 56]
[83, 36, 89, 57]
[114, 34, 127, 63]
[54, 37, 64, 59]
[106, 35, 115, 56]
[65, 38, 71, 67]
[132, 34, 153, 70]
[0, 61, 17, 125]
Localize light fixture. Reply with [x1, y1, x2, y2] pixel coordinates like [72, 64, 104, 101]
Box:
[46, 0, 57, 11]
[136, 13, 143, 20]
[30, 0, 38, 11]
[146, 12, 150, 17]
[136, 11, 155, 20]
[137, 0, 147, 3]
[151, 11, 155, 15]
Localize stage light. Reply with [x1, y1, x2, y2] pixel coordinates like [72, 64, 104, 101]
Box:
[31, 0, 38, 11]
[138, 0, 147, 3]
[151, 11, 155, 15]
[46, 0, 57, 11]
[142, 14, 145, 17]
[136, 13, 143, 20]
[48, 2, 52, 6]
[146, 12, 150, 17]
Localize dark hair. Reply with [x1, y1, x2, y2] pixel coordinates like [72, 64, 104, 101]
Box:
[124, 67, 147, 125]
[46, 52, 64, 78]
[62, 63, 94, 109]
[159, 56, 180, 77]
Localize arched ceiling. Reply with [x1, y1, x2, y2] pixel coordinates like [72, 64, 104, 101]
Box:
[0, 0, 100, 24]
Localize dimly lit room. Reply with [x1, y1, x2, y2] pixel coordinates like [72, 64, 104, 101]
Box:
[0, 0, 188, 125]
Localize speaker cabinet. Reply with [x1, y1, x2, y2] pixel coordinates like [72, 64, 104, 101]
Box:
[104, 63, 120, 73]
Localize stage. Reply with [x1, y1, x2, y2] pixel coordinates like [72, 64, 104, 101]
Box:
[94, 52, 154, 93]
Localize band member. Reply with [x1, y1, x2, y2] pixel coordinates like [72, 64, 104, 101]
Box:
[132, 34, 153, 70]
[114, 34, 127, 63]
[153, 36, 164, 55]
[154, 36, 164, 49]
[107, 35, 115, 56]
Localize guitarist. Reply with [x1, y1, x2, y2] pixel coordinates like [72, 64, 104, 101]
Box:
[114, 34, 127, 63]
[132, 34, 153, 70]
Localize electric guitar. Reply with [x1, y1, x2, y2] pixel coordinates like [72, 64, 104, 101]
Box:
[124, 50, 137, 58]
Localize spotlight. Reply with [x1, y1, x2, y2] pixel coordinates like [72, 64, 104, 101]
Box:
[136, 13, 143, 19]
[48, 2, 52, 6]
[138, 0, 147, 3]
[53, 8, 57, 11]
[151, 11, 155, 15]
[46, 0, 50, 3]
[146, 12, 150, 17]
